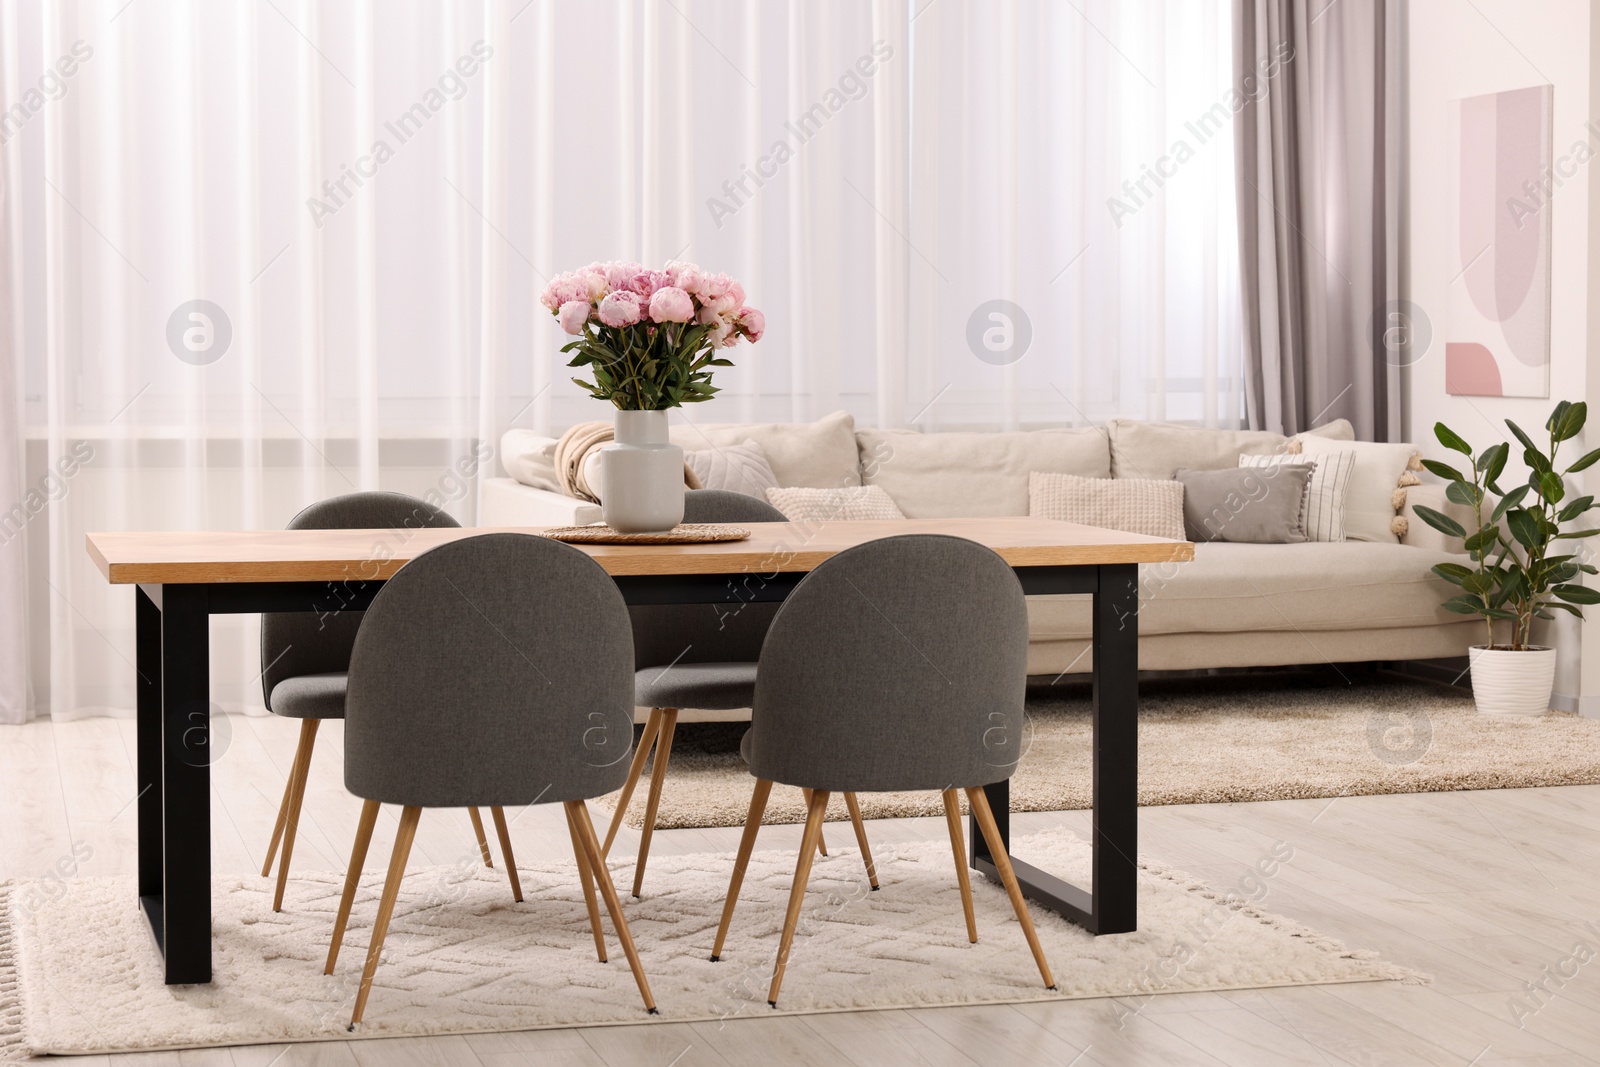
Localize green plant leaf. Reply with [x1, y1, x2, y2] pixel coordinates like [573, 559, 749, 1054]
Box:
[1445, 481, 1482, 508]
[1566, 447, 1600, 473]
[1435, 422, 1473, 454]
[1540, 470, 1567, 505]
[1461, 572, 1493, 596]
[1556, 529, 1600, 538]
[1546, 601, 1584, 618]
[1559, 495, 1595, 521]
[1421, 459, 1465, 482]
[1442, 594, 1486, 615]
[1506, 419, 1539, 455]
[1525, 448, 1552, 475]
[1491, 485, 1530, 523]
[1485, 441, 1510, 485]
[1432, 562, 1473, 585]
[1506, 508, 1542, 549]
[1413, 504, 1467, 540]
[1554, 583, 1600, 604]
[1551, 400, 1587, 441]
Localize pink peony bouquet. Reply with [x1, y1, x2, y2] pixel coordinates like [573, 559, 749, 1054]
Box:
[540, 260, 764, 410]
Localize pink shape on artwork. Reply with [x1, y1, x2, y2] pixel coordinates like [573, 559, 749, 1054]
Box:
[1446, 342, 1504, 396]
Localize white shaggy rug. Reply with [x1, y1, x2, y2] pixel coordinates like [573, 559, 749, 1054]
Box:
[1, 829, 1422, 1059]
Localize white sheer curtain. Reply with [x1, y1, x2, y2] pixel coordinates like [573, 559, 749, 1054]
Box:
[0, 0, 1239, 722]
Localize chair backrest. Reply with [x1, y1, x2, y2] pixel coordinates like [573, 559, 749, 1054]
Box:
[261, 492, 460, 710]
[344, 533, 636, 807]
[747, 534, 1029, 792]
[630, 489, 788, 670]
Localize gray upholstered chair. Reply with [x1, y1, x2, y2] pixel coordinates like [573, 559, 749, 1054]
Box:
[710, 534, 1055, 1005]
[259, 491, 513, 912]
[325, 532, 654, 1026]
[602, 488, 875, 897]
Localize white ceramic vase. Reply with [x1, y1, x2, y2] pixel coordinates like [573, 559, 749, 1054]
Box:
[599, 409, 685, 533]
[1467, 644, 1556, 716]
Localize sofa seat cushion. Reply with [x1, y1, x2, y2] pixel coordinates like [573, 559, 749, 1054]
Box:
[668, 410, 861, 488]
[855, 426, 1111, 518]
[1026, 542, 1465, 640]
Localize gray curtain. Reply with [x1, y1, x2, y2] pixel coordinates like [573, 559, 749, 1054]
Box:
[1234, 0, 1403, 441]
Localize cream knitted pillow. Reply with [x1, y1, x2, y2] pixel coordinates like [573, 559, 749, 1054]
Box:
[1027, 472, 1185, 540]
[764, 485, 906, 521]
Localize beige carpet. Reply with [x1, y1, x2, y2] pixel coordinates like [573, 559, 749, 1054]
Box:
[3, 828, 1421, 1059]
[603, 673, 1600, 830]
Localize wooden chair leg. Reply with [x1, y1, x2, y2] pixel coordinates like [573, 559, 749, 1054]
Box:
[801, 788, 828, 856]
[768, 788, 830, 1007]
[942, 789, 977, 943]
[602, 708, 664, 858]
[711, 777, 773, 961]
[842, 791, 878, 890]
[261, 759, 295, 877]
[565, 803, 608, 962]
[965, 787, 1055, 989]
[273, 718, 320, 911]
[468, 807, 494, 868]
[489, 806, 523, 903]
[631, 708, 678, 898]
[325, 798, 381, 974]
[350, 804, 421, 1028]
[568, 800, 657, 1014]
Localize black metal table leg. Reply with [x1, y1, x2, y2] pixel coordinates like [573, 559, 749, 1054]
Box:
[135, 586, 163, 917]
[157, 584, 212, 983]
[972, 562, 1139, 934]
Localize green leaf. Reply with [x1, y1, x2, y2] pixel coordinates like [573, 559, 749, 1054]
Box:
[1559, 496, 1595, 522]
[1556, 529, 1600, 538]
[1446, 481, 1482, 508]
[1435, 423, 1473, 454]
[1413, 504, 1467, 540]
[1485, 442, 1510, 485]
[1464, 528, 1500, 554]
[1546, 601, 1584, 618]
[1525, 447, 1552, 475]
[1432, 562, 1474, 585]
[1506, 419, 1539, 455]
[1540, 471, 1567, 505]
[1506, 508, 1542, 549]
[1551, 400, 1587, 442]
[1554, 583, 1600, 604]
[1461, 572, 1493, 596]
[1421, 459, 1466, 482]
[1442, 594, 1487, 615]
[1491, 485, 1531, 524]
[1566, 447, 1600, 473]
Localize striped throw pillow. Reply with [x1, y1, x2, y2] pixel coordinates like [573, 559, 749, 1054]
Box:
[1238, 451, 1354, 542]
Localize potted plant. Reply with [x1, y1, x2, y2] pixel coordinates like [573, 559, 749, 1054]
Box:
[539, 261, 763, 532]
[1414, 401, 1600, 715]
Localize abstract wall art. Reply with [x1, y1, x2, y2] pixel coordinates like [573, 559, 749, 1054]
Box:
[1445, 84, 1553, 398]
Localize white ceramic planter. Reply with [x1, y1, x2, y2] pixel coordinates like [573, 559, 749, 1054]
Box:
[599, 409, 685, 533]
[1467, 644, 1556, 716]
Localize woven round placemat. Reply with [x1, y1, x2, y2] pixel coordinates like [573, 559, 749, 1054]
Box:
[541, 523, 752, 545]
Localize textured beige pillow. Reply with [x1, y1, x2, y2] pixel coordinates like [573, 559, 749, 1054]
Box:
[1028, 472, 1185, 539]
[1107, 418, 1356, 479]
[856, 426, 1111, 518]
[765, 485, 905, 521]
[669, 410, 861, 487]
[684, 439, 778, 500]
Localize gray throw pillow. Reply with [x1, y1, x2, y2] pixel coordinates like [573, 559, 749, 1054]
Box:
[1175, 465, 1313, 544]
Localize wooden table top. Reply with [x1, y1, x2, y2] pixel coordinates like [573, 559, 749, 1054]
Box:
[85, 517, 1194, 585]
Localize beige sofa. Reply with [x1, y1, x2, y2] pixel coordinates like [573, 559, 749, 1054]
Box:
[482, 410, 1480, 677]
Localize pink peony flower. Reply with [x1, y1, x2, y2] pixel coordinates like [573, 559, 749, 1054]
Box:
[604, 261, 645, 290]
[666, 260, 704, 294]
[578, 267, 609, 300]
[736, 306, 765, 342]
[557, 299, 592, 335]
[648, 286, 695, 323]
[597, 291, 643, 328]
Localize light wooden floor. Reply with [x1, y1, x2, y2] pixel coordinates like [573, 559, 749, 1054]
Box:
[4, 712, 1600, 1066]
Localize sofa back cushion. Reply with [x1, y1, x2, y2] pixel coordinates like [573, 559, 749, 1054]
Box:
[855, 426, 1111, 518]
[667, 409, 862, 488]
[1107, 418, 1355, 479]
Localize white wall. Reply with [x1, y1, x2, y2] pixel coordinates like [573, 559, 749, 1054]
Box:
[1405, 0, 1597, 710]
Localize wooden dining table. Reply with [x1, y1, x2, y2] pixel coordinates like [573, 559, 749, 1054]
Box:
[86, 516, 1193, 984]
